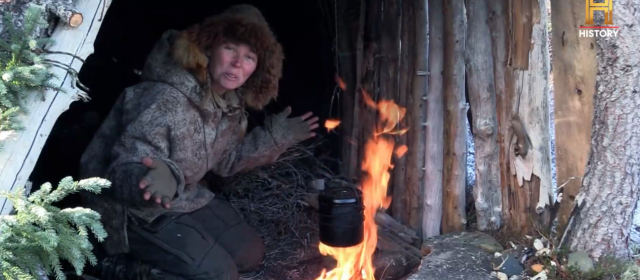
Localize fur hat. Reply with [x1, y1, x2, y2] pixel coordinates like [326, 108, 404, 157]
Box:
[172, 5, 283, 110]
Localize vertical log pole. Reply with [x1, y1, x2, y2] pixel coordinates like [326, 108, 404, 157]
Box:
[350, 0, 366, 183]
[378, 0, 402, 221]
[391, 0, 408, 224]
[337, 0, 358, 181]
[550, 0, 596, 235]
[396, 0, 423, 233]
[392, 1, 408, 228]
[422, 0, 444, 238]
[464, 0, 503, 231]
[359, 0, 382, 180]
[441, 0, 467, 233]
[487, 0, 514, 233]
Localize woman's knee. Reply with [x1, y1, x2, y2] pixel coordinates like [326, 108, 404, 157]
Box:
[125, 213, 240, 280]
[220, 223, 265, 272]
[198, 247, 239, 280]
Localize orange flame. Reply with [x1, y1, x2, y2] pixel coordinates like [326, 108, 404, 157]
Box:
[395, 145, 408, 158]
[336, 75, 347, 91]
[325, 119, 341, 132]
[315, 90, 408, 280]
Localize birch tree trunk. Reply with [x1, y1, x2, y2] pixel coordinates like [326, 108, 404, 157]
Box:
[441, 0, 467, 233]
[567, 0, 640, 260]
[464, 0, 502, 231]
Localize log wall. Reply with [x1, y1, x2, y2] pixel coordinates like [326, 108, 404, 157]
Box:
[336, 0, 429, 238]
[335, 0, 571, 242]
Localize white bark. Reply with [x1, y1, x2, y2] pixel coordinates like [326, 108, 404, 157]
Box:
[568, 0, 640, 260]
[509, 0, 553, 215]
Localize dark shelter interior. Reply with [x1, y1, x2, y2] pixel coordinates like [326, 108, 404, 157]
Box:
[27, 0, 343, 277]
[29, 0, 339, 195]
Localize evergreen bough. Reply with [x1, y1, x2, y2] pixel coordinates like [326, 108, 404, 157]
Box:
[0, 4, 64, 150]
[0, 177, 110, 280]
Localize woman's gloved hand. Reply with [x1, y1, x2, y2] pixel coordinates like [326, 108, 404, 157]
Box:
[138, 157, 178, 209]
[275, 106, 319, 141]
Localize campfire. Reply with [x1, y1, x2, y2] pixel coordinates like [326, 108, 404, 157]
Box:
[315, 90, 410, 280]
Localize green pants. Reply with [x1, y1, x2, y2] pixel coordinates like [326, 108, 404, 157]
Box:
[126, 197, 264, 280]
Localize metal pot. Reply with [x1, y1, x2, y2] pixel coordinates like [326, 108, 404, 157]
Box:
[317, 186, 365, 247]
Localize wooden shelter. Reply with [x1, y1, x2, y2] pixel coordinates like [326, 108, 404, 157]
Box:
[0, 0, 609, 277]
[328, 0, 597, 244]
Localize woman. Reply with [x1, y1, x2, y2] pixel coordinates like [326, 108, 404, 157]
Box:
[79, 5, 318, 280]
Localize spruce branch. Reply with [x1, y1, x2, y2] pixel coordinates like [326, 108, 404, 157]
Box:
[0, 177, 111, 280]
[0, 4, 88, 149]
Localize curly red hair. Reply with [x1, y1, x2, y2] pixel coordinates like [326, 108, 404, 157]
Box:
[171, 5, 283, 110]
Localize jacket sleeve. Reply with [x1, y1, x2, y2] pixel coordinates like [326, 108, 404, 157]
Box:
[102, 89, 186, 207]
[211, 114, 298, 177]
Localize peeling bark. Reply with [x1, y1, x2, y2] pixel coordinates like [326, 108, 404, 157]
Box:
[464, 0, 502, 231]
[568, 0, 640, 260]
[497, 0, 552, 237]
[441, 0, 467, 233]
[488, 0, 553, 237]
[422, 0, 444, 238]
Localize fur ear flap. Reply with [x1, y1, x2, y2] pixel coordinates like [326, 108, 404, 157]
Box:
[172, 30, 209, 83]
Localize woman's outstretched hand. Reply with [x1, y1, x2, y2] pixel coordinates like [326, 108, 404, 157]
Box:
[139, 157, 178, 209]
[277, 106, 319, 141]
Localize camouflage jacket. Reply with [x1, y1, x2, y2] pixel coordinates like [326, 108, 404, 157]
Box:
[79, 30, 296, 255]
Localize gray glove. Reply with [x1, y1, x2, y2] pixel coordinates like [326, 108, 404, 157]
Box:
[273, 106, 319, 142]
[139, 157, 178, 209]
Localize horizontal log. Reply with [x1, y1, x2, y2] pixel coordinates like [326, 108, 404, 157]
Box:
[375, 211, 420, 244]
[40, 0, 84, 27]
[378, 226, 423, 259]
